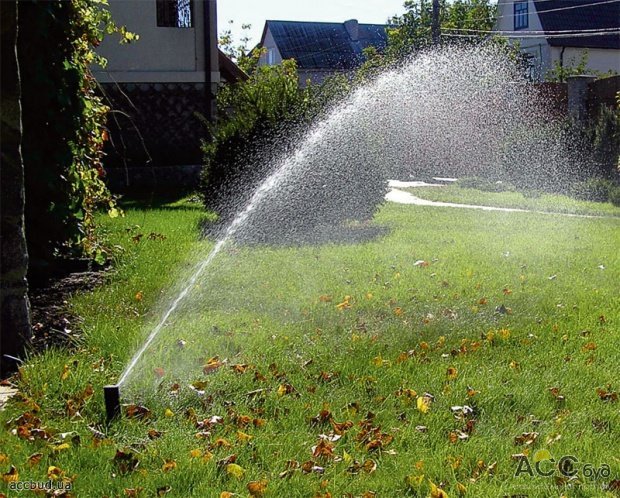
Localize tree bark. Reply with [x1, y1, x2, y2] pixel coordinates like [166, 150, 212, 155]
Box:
[1, 0, 32, 377]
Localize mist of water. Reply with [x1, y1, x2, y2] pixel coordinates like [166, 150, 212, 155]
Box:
[118, 45, 584, 402]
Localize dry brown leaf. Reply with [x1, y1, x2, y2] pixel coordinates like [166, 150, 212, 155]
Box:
[203, 356, 224, 374]
[124, 404, 151, 420]
[312, 439, 335, 459]
[597, 387, 618, 402]
[124, 488, 144, 497]
[514, 432, 539, 446]
[27, 453, 43, 466]
[446, 366, 458, 380]
[247, 480, 268, 497]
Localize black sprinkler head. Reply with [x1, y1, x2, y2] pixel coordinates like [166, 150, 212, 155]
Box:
[104, 384, 121, 421]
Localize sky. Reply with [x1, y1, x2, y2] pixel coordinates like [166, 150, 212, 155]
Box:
[217, 0, 408, 49]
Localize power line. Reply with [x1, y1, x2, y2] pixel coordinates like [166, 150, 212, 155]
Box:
[495, 0, 556, 4]
[497, 0, 620, 19]
[442, 29, 620, 39]
[443, 26, 620, 34]
[456, 0, 620, 24]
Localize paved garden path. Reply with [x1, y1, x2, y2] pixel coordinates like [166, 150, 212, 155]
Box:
[385, 180, 611, 219]
[0, 385, 18, 411]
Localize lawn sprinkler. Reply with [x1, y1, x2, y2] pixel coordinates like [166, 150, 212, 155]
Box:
[104, 384, 121, 421]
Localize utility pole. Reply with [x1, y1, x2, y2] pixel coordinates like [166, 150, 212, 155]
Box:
[432, 0, 440, 46]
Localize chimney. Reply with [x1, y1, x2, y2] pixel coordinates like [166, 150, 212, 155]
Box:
[344, 19, 359, 42]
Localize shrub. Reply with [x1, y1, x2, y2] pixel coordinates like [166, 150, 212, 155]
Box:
[199, 59, 314, 218]
[569, 178, 615, 202]
[522, 189, 542, 199]
[199, 59, 388, 241]
[609, 186, 620, 207]
[588, 104, 620, 177]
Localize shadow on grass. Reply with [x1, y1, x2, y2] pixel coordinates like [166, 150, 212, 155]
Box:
[199, 217, 391, 247]
[118, 194, 206, 212]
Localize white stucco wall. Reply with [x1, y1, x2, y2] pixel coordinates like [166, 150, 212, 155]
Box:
[495, 1, 620, 80]
[550, 47, 620, 75]
[258, 27, 283, 66]
[495, 0, 552, 80]
[93, 0, 207, 83]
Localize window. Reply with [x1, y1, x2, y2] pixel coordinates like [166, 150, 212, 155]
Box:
[267, 49, 275, 65]
[157, 0, 193, 28]
[514, 1, 528, 30]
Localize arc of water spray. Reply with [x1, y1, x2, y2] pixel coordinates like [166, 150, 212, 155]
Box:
[102, 45, 576, 420]
[104, 142, 318, 419]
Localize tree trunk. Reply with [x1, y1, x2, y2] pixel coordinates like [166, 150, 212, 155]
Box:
[1, 0, 32, 377]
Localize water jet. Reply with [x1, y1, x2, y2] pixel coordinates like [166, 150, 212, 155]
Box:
[112, 45, 589, 408]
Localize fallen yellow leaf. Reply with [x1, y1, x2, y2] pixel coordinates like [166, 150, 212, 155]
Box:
[1, 466, 18, 483]
[237, 430, 253, 442]
[430, 480, 448, 498]
[47, 466, 64, 480]
[226, 463, 245, 479]
[61, 364, 70, 381]
[417, 395, 432, 414]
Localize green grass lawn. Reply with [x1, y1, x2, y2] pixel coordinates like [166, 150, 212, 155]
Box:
[1, 194, 619, 497]
[403, 185, 620, 218]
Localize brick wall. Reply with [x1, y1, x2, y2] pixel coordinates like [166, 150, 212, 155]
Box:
[100, 82, 212, 169]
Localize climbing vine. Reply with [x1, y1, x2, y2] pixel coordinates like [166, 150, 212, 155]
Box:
[18, 0, 136, 267]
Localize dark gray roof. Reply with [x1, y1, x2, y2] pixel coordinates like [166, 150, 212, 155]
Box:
[263, 20, 388, 70]
[534, 0, 620, 49]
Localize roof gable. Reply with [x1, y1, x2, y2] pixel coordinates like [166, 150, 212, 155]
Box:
[263, 20, 388, 70]
[534, 0, 620, 49]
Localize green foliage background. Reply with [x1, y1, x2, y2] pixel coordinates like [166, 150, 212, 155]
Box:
[199, 58, 318, 216]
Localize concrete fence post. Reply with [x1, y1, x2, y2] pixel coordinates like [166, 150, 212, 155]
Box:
[567, 75, 596, 124]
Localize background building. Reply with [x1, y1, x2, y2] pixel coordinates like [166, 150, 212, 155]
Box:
[93, 0, 220, 185]
[494, 0, 620, 80]
[257, 19, 388, 85]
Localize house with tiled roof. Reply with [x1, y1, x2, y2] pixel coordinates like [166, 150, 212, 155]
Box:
[494, 0, 620, 80]
[257, 19, 388, 85]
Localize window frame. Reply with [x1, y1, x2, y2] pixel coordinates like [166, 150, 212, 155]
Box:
[156, 0, 194, 29]
[514, 1, 529, 31]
